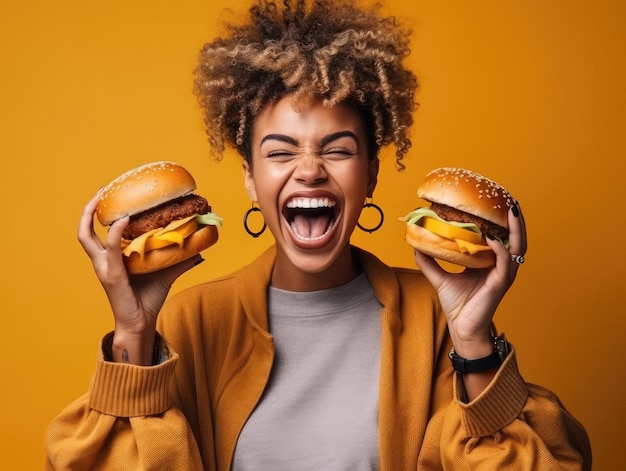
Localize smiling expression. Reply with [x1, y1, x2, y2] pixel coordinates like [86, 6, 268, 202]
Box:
[243, 95, 379, 291]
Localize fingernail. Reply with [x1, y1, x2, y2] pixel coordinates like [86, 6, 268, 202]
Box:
[511, 203, 519, 217]
[194, 258, 205, 267]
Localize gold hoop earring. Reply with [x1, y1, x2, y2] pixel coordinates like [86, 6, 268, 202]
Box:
[243, 202, 267, 238]
[357, 199, 384, 233]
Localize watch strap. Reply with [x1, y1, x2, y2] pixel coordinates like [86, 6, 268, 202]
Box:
[449, 335, 508, 374]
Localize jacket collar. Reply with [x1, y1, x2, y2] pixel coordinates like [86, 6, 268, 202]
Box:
[236, 245, 402, 334]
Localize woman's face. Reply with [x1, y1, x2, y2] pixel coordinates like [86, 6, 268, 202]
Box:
[244, 95, 378, 291]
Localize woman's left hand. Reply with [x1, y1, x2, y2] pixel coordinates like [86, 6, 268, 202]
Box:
[412, 202, 527, 358]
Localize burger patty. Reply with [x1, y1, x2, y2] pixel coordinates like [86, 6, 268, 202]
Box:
[430, 203, 509, 241]
[123, 194, 210, 240]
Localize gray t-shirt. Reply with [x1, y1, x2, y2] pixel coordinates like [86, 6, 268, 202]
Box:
[232, 273, 382, 470]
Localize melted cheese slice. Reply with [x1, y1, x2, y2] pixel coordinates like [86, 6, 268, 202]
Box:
[122, 215, 199, 259]
[421, 217, 491, 254]
[455, 238, 491, 254]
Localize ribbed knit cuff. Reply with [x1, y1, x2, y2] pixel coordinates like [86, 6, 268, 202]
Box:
[454, 347, 529, 437]
[89, 338, 178, 417]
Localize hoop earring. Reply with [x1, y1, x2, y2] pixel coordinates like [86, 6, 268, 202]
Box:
[356, 199, 384, 233]
[243, 203, 267, 238]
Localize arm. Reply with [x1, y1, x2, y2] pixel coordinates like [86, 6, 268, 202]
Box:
[76, 194, 203, 365]
[413, 202, 528, 401]
[414, 202, 591, 468]
[418, 347, 592, 470]
[45, 337, 205, 470]
[45, 194, 205, 469]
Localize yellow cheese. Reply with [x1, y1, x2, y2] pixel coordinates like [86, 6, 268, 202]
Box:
[455, 238, 491, 254]
[122, 229, 160, 258]
[421, 217, 491, 254]
[421, 217, 484, 245]
[122, 216, 198, 258]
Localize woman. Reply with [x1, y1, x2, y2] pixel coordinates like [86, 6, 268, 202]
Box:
[46, 0, 591, 469]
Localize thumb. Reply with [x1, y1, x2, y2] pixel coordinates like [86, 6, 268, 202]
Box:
[158, 255, 205, 287]
[412, 248, 447, 288]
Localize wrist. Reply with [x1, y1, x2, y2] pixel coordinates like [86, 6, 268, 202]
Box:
[449, 334, 510, 375]
[112, 329, 156, 366]
[448, 318, 500, 356]
[448, 332, 494, 360]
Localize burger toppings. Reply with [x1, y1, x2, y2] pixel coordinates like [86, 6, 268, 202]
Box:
[120, 195, 223, 259]
[429, 202, 509, 243]
[123, 194, 211, 240]
[121, 212, 222, 259]
[401, 206, 498, 255]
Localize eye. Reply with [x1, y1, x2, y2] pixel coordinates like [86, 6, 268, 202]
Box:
[265, 149, 296, 160]
[323, 146, 357, 159]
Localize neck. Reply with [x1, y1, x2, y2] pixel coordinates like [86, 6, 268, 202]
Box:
[271, 245, 360, 292]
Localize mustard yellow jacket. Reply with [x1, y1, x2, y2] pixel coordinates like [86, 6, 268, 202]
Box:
[46, 246, 591, 470]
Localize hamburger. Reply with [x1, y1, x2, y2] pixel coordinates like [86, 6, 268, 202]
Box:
[96, 161, 222, 274]
[400, 167, 514, 269]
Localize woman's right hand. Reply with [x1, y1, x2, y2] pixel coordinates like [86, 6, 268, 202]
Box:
[77, 193, 202, 365]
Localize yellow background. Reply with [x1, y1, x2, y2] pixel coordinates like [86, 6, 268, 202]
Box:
[1, 0, 624, 468]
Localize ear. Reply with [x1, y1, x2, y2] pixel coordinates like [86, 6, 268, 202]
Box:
[242, 160, 258, 202]
[366, 157, 379, 197]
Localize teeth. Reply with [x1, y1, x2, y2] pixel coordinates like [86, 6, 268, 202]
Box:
[286, 197, 336, 209]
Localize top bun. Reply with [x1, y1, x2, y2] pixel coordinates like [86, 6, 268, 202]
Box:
[96, 161, 197, 226]
[417, 167, 514, 228]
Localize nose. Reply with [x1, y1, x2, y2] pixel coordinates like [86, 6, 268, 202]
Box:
[293, 154, 327, 185]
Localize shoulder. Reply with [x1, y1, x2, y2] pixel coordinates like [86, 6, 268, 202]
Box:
[353, 246, 436, 295]
[355, 247, 447, 347]
[353, 246, 440, 315]
[158, 247, 275, 336]
[393, 266, 441, 318]
[394, 266, 435, 289]
[164, 245, 276, 316]
[158, 271, 242, 335]
[170, 270, 239, 307]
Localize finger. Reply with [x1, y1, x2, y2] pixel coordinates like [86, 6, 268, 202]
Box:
[508, 202, 527, 257]
[104, 215, 130, 278]
[485, 202, 527, 279]
[77, 193, 105, 257]
[412, 248, 447, 288]
[486, 234, 514, 277]
[157, 254, 205, 288]
[106, 215, 129, 251]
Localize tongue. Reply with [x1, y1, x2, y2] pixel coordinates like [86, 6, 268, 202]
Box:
[293, 213, 331, 239]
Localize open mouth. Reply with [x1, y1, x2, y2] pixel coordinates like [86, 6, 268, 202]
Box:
[284, 196, 338, 242]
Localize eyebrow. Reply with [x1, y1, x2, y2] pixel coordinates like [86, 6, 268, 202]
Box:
[260, 131, 358, 147]
[320, 131, 358, 147]
[260, 134, 298, 146]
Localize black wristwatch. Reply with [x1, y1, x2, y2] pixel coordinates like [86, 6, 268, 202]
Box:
[449, 334, 509, 374]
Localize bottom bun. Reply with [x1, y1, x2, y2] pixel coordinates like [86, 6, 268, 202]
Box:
[405, 223, 495, 269]
[124, 225, 219, 274]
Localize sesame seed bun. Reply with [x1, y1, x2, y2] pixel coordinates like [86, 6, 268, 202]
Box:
[96, 161, 197, 226]
[417, 167, 513, 228]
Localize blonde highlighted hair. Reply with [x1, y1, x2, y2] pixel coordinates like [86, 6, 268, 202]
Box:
[194, 0, 418, 170]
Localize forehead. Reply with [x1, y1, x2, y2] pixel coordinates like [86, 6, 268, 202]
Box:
[252, 96, 366, 143]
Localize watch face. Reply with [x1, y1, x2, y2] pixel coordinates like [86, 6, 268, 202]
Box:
[494, 334, 510, 362]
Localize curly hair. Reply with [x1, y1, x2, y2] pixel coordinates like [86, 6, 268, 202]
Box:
[193, 0, 418, 170]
